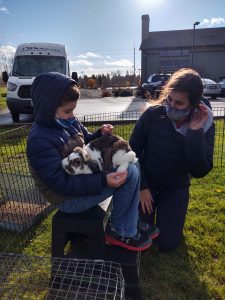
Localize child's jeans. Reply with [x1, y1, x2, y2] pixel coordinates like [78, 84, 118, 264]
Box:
[57, 163, 140, 238]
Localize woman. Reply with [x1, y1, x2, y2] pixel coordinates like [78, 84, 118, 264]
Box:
[27, 72, 156, 252]
[129, 68, 215, 252]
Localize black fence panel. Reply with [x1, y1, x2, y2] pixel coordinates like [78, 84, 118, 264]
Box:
[0, 108, 224, 253]
[0, 108, 224, 300]
[0, 126, 52, 252]
[80, 109, 225, 168]
[212, 107, 225, 167]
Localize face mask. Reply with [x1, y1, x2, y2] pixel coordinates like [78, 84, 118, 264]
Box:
[165, 103, 192, 121]
[55, 115, 75, 127]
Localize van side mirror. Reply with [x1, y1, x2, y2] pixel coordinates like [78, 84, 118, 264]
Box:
[71, 72, 78, 82]
[2, 71, 9, 83]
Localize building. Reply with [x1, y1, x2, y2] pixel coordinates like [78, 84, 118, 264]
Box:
[140, 15, 225, 83]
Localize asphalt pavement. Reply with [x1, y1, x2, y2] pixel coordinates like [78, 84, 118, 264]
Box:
[0, 96, 146, 126]
[0, 96, 224, 126]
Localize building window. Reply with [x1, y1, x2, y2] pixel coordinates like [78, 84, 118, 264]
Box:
[159, 49, 190, 57]
[159, 50, 167, 56]
[181, 49, 189, 56]
[158, 60, 190, 73]
[167, 50, 182, 56]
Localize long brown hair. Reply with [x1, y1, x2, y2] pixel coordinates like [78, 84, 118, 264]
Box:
[150, 68, 203, 108]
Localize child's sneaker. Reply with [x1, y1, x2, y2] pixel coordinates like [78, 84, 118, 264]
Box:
[138, 221, 160, 239]
[105, 225, 152, 252]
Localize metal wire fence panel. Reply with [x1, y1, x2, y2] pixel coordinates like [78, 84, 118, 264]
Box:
[80, 109, 225, 168]
[0, 125, 52, 252]
[79, 111, 141, 141]
[0, 109, 224, 299]
[0, 253, 125, 300]
[0, 109, 224, 251]
[213, 108, 225, 168]
[80, 111, 142, 124]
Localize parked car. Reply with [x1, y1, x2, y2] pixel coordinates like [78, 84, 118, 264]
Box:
[201, 78, 221, 99]
[218, 79, 225, 96]
[141, 74, 170, 98]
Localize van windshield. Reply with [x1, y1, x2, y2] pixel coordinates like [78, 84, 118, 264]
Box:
[12, 56, 66, 77]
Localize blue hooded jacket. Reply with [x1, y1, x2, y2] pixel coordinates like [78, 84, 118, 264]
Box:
[27, 72, 105, 205]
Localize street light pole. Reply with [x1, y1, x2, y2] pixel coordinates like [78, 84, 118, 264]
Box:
[191, 21, 200, 67]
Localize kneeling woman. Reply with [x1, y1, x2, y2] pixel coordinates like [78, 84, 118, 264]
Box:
[129, 68, 215, 252]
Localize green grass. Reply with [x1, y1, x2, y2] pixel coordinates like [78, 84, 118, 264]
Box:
[0, 122, 225, 299]
[2, 168, 224, 299]
[140, 167, 225, 300]
[0, 126, 19, 134]
[0, 126, 30, 175]
[0, 86, 7, 110]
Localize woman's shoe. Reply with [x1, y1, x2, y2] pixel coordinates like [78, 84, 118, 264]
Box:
[105, 226, 152, 252]
[138, 221, 160, 239]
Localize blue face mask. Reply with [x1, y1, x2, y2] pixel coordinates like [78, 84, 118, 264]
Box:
[165, 103, 192, 121]
[55, 116, 75, 128]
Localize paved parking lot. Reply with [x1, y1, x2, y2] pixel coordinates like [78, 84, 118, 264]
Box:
[0, 96, 224, 126]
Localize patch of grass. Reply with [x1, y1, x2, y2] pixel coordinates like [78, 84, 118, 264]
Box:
[0, 126, 30, 175]
[0, 126, 19, 134]
[0, 86, 7, 110]
[0, 209, 54, 254]
[86, 123, 135, 141]
[140, 167, 225, 300]
[2, 168, 223, 299]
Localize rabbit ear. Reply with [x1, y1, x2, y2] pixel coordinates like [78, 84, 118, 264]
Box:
[71, 157, 82, 167]
[73, 147, 88, 162]
[86, 160, 100, 173]
[64, 163, 75, 175]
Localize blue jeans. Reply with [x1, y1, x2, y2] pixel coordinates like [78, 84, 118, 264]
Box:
[57, 163, 140, 237]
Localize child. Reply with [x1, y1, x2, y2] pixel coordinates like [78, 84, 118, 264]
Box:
[27, 72, 158, 251]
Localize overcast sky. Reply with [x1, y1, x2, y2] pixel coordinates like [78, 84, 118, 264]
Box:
[0, 0, 225, 76]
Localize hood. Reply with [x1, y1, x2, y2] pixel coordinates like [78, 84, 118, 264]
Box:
[171, 101, 214, 136]
[31, 72, 76, 127]
[8, 76, 35, 86]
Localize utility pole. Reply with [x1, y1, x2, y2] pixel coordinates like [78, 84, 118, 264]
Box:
[191, 21, 200, 67]
[133, 44, 136, 86]
[138, 68, 141, 77]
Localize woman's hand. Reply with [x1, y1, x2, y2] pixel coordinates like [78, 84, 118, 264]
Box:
[106, 171, 128, 188]
[189, 104, 208, 130]
[101, 124, 113, 135]
[140, 188, 153, 214]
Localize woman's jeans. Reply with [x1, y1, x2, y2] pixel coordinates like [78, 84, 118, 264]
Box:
[57, 163, 140, 238]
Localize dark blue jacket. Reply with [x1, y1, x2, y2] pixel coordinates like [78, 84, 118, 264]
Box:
[27, 72, 105, 205]
[129, 102, 215, 190]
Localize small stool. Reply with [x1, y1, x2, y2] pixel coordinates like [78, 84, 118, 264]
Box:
[106, 246, 143, 300]
[51, 198, 112, 259]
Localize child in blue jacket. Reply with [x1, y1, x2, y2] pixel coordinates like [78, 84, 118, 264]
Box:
[27, 72, 158, 251]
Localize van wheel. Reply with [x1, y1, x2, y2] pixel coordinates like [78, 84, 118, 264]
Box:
[11, 112, 20, 122]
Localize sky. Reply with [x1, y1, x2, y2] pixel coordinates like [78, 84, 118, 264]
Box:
[0, 0, 225, 76]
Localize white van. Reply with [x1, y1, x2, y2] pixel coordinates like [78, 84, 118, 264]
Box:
[2, 43, 77, 122]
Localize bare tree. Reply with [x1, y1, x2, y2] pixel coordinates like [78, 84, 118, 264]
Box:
[0, 46, 15, 74]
